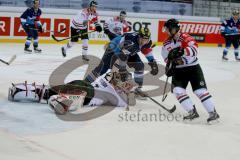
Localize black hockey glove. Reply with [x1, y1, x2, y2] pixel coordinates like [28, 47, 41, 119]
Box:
[168, 47, 184, 61]
[165, 61, 176, 77]
[95, 23, 102, 32]
[148, 60, 158, 75]
[104, 28, 117, 39]
[38, 25, 43, 33]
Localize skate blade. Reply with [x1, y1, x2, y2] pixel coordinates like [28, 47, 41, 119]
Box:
[207, 119, 220, 125]
[183, 117, 201, 124]
[34, 51, 42, 53]
[222, 58, 228, 61]
[24, 51, 32, 54]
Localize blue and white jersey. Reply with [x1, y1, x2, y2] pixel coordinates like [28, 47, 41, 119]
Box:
[221, 17, 240, 35]
[108, 32, 155, 62]
[20, 7, 42, 27]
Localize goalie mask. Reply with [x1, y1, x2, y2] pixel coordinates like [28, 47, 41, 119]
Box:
[105, 72, 134, 93]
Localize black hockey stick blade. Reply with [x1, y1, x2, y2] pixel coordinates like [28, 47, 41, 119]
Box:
[0, 55, 16, 65]
[0, 59, 9, 65]
[168, 105, 176, 113]
[8, 55, 16, 65]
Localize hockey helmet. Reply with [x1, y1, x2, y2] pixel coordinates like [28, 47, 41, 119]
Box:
[120, 11, 127, 17]
[139, 27, 151, 39]
[164, 18, 180, 35]
[32, 0, 40, 4]
[89, 0, 98, 7]
[232, 9, 239, 16]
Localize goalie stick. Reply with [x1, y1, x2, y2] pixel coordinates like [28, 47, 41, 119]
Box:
[51, 30, 96, 42]
[0, 55, 16, 65]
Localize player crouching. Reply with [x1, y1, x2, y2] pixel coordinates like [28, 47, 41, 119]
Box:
[8, 72, 136, 115]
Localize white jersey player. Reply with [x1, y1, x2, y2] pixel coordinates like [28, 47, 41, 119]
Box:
[61, 0, 102, 61]
[104, 11, 129, 40]
[161, 18, 219, 123]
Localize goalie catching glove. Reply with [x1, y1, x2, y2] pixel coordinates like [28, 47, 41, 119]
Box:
[49, 91, 87, 115]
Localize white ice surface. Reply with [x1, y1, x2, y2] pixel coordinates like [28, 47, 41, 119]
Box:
[0, 43, 240, 160]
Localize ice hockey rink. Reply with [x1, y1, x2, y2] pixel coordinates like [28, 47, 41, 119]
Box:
[0, 43, 240, 160]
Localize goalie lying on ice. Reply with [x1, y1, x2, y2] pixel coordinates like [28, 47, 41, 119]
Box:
[8, 72, 136, 115]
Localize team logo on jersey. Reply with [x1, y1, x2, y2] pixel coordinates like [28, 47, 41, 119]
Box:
[200, 81, 205, 86]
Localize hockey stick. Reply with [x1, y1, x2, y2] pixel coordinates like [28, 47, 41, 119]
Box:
[135, 89, 176, 113]
[225, 33, 240, 36]
[162, 76, 169, 102]
[147, 95, 176, 113]
[162, 61, 174, 102]
[0, 55, 16, 65]
[51, 30, 96, 42]
[29, 27, 66, 33]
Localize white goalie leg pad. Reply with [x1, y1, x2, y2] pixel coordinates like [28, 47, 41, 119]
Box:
[8, 82, 48, 103]
[48, 92, 87, 115]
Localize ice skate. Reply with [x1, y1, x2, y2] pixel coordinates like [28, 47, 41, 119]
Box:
[222, 55, 228, 61]
[207, 110, 220, 124]
[183, 106, 199, 121]
[34, 47, 42, 53]
[235, 56, 240, 61]
[24, 47, 32, 54]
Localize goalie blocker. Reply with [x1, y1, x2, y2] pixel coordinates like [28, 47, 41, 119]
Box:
[8, 72, 136, 114]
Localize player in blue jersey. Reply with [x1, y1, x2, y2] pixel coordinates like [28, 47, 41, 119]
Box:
[221, 9, 240, 61]
[20, 0, 43, 53]
[85, 28, 158, 97]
